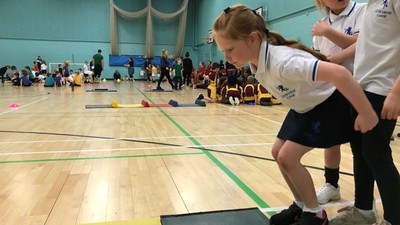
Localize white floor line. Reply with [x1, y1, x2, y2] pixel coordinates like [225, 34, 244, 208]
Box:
[260, 199, 382, 213]
[0, 133, 278, 144]
[0, 142, 274, 156]
[0, 97, 48, 116]
[218, 104, 284, 125]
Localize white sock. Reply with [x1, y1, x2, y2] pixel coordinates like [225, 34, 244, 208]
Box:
[356, 207, 375, 217]
[294, 200, 304, 209]
[303, 205, 323, 218]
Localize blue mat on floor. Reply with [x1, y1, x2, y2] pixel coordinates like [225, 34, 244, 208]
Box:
[160, 207, 269, 225]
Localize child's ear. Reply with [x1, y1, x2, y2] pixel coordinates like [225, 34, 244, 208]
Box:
[249, 31, 260, 44]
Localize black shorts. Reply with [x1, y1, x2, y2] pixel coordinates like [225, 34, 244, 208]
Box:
[277, 90, 352, 148]
[93, 65, 102, 77]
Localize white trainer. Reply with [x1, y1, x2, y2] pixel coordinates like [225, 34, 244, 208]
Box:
[330, 206, 376, 225]
[234, 97, 240, 106]
[316, 183, 340, 204]
[229, 96, 235, 106]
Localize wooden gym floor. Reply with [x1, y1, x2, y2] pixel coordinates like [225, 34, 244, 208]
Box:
[0, 80, 399, 225]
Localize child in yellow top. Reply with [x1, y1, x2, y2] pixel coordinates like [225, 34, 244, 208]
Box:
[73, 69, 83, 86]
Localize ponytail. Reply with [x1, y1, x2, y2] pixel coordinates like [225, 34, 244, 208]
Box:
[267, 31, 328, 61]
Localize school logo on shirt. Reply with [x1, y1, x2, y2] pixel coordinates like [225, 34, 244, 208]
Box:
[276, 85, 296, 100]
[344, 26, 353, 35]
[276, 85, 289, 92]
[382, 0, 389, 8]
[375, 0, 391, 18]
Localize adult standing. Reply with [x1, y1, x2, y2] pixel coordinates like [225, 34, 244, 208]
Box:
[156, 49, 175, 90]
[143, 57, 152, 82]
[182, 51, 193, 87]
[92, 49, 104, 83]
[36, 56, 43, 74]
[124, 57, 135, 81]
[0, 65, 10, 83]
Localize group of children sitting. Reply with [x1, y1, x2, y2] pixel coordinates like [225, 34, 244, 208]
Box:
[194, 62, 281, 106]
[11, 67, 84, 87]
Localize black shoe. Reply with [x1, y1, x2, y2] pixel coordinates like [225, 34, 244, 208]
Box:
[156, 86, 164, 91]
[270, 202, 303, 225]
[196, 93, 204, 100]
[292, 211, 328, 225]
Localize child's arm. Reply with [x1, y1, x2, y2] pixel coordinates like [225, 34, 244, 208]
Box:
[328, 43, 356, 65]
[316, 61, 378, 133]
[381, 74, 400, 120]
[312, 20, 357, 49]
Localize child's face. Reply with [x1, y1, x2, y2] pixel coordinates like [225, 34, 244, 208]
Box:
[214, 33, 256, 68]
[322, 0, 349, 13]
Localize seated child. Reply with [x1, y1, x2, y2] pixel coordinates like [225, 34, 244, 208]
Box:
[255, 83, 273, 106]
[243, 75, 256, 104]
[255, 83, 282, 106]
[37, 73, 46, 83]
[54, 71, 62, 87]
[221, 74, 242, 106]
[20, 70, 32, 87]
[73, 69, 83, 86]
[11, 73, 21, 87]
[44, 73, 54, 87]
[113, 70, 121, 80]
[83, 60, 93, 83]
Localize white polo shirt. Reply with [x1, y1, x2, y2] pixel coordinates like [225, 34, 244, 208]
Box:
[354, 0, 400, 96]
[251, 41, 335, 113]
[313, 1, 366, 72]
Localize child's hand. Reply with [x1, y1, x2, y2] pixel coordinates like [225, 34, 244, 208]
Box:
[354, 111, 378, 133]
[381, 92, 400, 120]
[311, 20, 330, 37]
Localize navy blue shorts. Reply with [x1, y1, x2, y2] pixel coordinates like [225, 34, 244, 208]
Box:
[277, 90, 352, 148]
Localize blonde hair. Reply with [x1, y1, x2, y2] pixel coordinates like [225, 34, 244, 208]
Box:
[314, 0, 330, 15]
[162, 49, 168, 56]
[213, 4, 328, 61]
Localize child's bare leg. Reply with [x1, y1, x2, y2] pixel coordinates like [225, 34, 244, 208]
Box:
[276, 141, 318, 208]
[272, 138, 303, 202]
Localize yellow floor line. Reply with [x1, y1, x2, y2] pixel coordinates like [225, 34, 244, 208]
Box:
[78, 218, 160, 225]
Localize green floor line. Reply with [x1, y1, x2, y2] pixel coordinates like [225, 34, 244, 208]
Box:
[138, 88, 274, 216]
[0, 152, 203, 164]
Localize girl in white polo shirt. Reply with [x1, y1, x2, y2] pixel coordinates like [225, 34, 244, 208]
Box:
[331, 0, 400, 225]
[213, 4, 378, 225]
[311, 0, 366, 205]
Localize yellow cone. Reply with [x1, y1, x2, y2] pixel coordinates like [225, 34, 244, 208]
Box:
[111, 100, 118, 108]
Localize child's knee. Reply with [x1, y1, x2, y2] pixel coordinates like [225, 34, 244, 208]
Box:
[271, 146, 280, 160]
